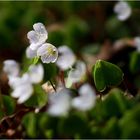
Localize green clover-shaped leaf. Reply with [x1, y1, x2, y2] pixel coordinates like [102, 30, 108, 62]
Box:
[92, 60, 124, 92]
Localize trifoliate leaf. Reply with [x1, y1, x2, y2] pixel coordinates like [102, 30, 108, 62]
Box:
[92, 60, 124, 92]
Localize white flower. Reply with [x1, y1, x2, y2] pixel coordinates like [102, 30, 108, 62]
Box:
[27, 22, 48, 50]
[114, 1, 131, 21]
[28, 64, 44, 84]
[66, 60, 86, 88]
[26, 47, 37, 58]
[8, 76, 22, 89]
[10, 73, 33, 104]
[47, 88, 71, 116]
[134, 37, 140, 51]
[37, 43, 58, 63]
[27, 22, 58, 64]
[56, 45, 76, 70]
[72, 84, 96, 111]
[3, 59, 44, 104]
[9, 64, 44, 104]
[3, 60, 20, 77]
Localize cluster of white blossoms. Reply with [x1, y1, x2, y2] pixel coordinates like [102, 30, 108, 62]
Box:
[114, 1, 131, 21]
[26, 23, 58, 63]
[3, 22, 97, 116]
[3, 60, 44, 104]
[47, 83, 96, 116]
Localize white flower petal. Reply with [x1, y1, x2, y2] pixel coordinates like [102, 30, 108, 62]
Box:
[37, 43, 58, 63]
[33, 22, 48, 36]
[9, 73, 31, 88]
[72, 84, 96, 111]
[3, 60, 20, 77]
[79, 83, 91, 95]
[33, 22, 48, 46]
[40, 55, 51, 63]
[114, 1, 131, 21]
[27, 23, 48, 50]
[47, 88, 71, 116]
[17, 84, 33, 104]
[67, 60, 86, 84]
[8, 71, 33, 104]
[28, 64, 44, 84]
[37, 43, 48, 56]
[56, 45, 76, 70]
[41, 53, 58, 63]
[26, 47, 37, 58]
[11, 85, 25, 98]
[27, 30, 39, 44]
[21, 73, 31, 84]
[8, 76, 21, 89]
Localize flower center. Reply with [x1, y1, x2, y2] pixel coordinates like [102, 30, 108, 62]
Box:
[47, 46, 56, 55]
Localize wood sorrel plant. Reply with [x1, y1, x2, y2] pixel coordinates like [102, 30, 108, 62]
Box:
[4, 23, 123, 116]
[2, 21, 139, 139]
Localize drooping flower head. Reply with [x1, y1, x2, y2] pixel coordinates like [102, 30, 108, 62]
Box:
[114, 1, 131, 21]
[56, 45, 76, 70]
[72, 83, 96, 111]
[37, 43, 58, 63]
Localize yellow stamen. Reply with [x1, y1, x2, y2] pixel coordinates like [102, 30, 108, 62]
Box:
[47, 46, 56, 55]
